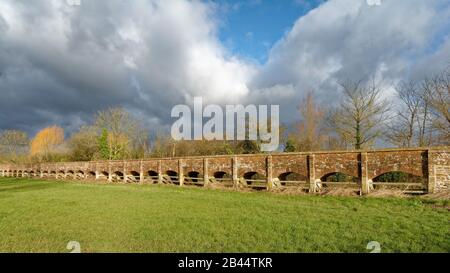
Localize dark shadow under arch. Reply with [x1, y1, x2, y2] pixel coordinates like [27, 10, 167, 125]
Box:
[166, 170, 179, 184]
[129, 171, 140, 182]
[373, 172, 424, 183]
[321, 172, 358, 183]
[278, 172, 307, 186]
[243, 172, 266, 186]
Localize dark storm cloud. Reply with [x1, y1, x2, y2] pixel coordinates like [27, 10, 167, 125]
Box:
[0, 0, 449, 136]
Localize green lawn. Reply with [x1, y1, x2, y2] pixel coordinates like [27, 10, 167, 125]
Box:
[0, 177, 448, 253]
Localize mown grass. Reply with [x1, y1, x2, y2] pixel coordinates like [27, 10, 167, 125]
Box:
[0, 178, 448, 253]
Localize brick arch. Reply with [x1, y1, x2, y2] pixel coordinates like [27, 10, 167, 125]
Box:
[128, 171, 140, 183]
[75, 170, 85, 179]
[314, 153, 360, 179]
[372, 171, 425, 183]
[278, 172, 307, 181]
[163, 170, 179, 184]
[320, 172, 359, 182]
[367, 151, 426, 180]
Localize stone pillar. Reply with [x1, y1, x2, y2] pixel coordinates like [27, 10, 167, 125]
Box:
[108, 161, 112, 183]
[158, 160, 163, 184]
[427, 150, 436, 194]
[178, 159, 184, 186]
[95, 163, 100, 180]
[266, 155, 273, 191]
[360, 152, 370, 195]
[308, 154, 316, 194]
[123, 161, 128, 183]
[232, 156, 239, 189]
[203, 158, 209, 187]
[139, 160, 144, 184]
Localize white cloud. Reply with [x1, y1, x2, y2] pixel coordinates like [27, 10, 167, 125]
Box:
[249, 0, 450, 119]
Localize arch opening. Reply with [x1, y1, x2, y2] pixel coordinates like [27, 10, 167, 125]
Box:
[372, 171, 425, 191]
[57, 170, 65, 179]
[112, 171, 124, 182]
[185, 171, 203, 186]
[147, 170, 159, 183]
[212, 171, 233, 186]
[98, 171, 109, 181]
[76, 171, 85, 179]
[320, 172, 358, 183]
[373, 172, 424, 183]
[278, 172, 307, 187]
[243, 172, 266, 188]
[187, 171, 201, 182]
[66, 170, 75, 180]
[128, 171, 141, 183]
[165, 170, 179, 184]
[86, 171, 96, 179]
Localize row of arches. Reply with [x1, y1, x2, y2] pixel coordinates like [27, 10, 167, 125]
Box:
[1, 169, 425, 189]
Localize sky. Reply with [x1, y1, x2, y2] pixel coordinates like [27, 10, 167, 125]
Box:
[0, 0, 449, 137]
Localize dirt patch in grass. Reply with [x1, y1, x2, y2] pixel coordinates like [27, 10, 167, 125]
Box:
[423, 191, 450, 200]
[271, 187, 309, 195]
[367, 189, 409, 198]
[318, 187, 360, 197]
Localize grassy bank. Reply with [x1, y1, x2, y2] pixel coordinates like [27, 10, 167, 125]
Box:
[0, 178, 448, 253]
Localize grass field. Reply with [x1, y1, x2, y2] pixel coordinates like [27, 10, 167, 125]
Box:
[0, 177, 448, 253]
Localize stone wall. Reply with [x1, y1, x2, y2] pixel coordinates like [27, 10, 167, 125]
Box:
[1, 147, 449, 195]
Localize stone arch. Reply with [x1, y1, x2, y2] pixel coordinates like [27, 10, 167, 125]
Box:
[214, 171, 231, 179]
[186, 171, 201, 183]
[57, 170, 65, 179]
[76, 170, 85, 180]
[243, 171, 266, 186]
[278, 172, 307, 186]
[86, 171, 96, 179]
[164, 170, 179, 184]
[98, 171, 109, 181]
[112, 171, 124, 182]
[128, 171, 141, 183]
[372, 171, 424, 183]
[147, 170, 159, 183]
[66, 170, 75, 179]
[320, 172, 358, 183]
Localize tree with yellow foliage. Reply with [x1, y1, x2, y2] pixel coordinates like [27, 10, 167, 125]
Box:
[30, 126, 64, 158]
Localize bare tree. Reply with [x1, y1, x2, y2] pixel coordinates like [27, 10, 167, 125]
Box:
[296, 92, 326, 151]
[95, 107, 149, 159]
[423, 70, 450, 145]
[386, 81, 431, 147]
[0, 130, 29, 161]
[328, 80, 390, 150]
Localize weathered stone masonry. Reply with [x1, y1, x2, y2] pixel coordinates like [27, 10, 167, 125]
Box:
[1, 147, 449, 195]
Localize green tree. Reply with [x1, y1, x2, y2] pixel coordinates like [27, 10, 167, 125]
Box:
[98, 128, 109, 160]
[284, 139, 297, 152]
